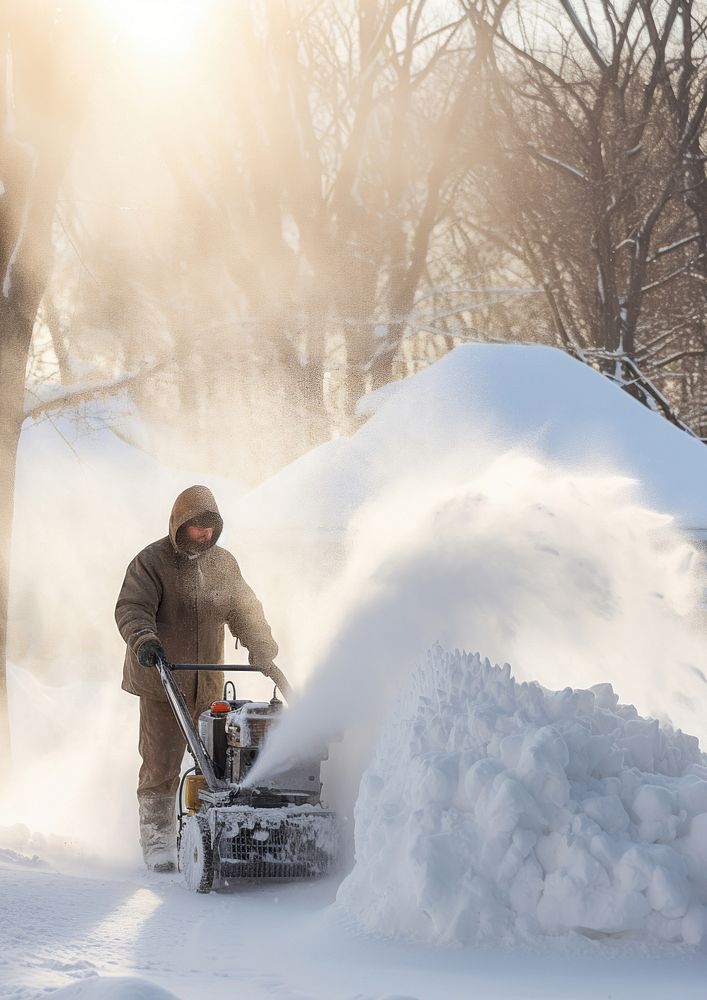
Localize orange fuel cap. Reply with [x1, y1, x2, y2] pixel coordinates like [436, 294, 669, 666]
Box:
[210, 701, 231, 714]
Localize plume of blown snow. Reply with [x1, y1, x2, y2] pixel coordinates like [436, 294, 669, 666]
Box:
[246, 452, 707, 817]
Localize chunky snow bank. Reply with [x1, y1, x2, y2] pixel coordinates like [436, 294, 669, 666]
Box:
[337, 647, 707, 947]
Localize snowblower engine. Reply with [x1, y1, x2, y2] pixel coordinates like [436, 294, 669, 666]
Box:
[158, 658, 338, 893]
[198, 697, 324, 802]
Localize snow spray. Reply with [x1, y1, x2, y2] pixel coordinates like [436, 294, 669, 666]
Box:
[245, 452, 707, 833]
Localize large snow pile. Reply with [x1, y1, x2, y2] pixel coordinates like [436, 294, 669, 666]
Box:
[337, 646, 707, 947]
[238, 344, 707, 538]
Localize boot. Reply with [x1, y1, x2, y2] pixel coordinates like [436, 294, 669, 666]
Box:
[139, 794, 177, 872]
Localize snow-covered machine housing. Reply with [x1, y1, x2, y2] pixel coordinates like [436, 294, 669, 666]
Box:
[157, 657, 338, 892]
[199, 699, 324, 798]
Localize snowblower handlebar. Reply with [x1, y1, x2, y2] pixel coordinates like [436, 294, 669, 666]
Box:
[154, 655, 224, 790]
[163, 661, 292, 701]
[170, 663, 269, 670]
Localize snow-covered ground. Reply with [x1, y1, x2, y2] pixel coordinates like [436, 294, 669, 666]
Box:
[4, 344, 707, 997]
[5, 857, 707, 999]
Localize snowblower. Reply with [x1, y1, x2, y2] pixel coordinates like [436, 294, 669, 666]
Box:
[155, 655, 338, 893]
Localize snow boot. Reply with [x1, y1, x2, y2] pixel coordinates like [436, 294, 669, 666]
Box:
[139, 794, 177, 872]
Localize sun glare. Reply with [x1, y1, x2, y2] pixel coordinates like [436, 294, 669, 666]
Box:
[100, 0, 205, 59]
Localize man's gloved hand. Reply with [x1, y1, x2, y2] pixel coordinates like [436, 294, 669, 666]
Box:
[137, 638, 165, 668]
[248, 649, 275, 678]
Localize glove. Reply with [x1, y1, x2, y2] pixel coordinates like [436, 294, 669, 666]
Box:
[248, 649, 275, 677]
[137, 638, 165, 668]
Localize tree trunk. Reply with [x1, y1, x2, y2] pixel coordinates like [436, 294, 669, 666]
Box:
[0, 5, 88, 772]
[0, 306, 33, 766]
[0, 184, 62, 772]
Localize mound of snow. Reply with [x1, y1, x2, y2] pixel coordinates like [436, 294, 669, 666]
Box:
[337, 647, 707, 947]
[239, 344, 707, 535]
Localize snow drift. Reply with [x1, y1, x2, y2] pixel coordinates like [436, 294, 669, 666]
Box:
[337, 647, 707, 947]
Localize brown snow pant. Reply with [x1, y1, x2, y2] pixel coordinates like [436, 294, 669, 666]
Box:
[137, 695, 210, 801]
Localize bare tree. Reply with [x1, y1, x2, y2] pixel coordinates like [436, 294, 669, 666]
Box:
[457, 0, 707, 427]
[0, 1, 90, 764]
[126, 1, 493, 451]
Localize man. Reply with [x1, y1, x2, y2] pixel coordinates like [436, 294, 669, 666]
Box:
[115, 484, 279, 872]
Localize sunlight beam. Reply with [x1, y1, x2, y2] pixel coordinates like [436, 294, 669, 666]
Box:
[99, 0, 206, 60]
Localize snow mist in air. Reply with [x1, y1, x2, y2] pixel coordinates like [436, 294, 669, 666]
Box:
[0, 420, 251, 869]
[247, 452, 707, 822]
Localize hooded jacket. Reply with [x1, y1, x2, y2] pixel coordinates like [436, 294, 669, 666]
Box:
[115, 485, 278, 703]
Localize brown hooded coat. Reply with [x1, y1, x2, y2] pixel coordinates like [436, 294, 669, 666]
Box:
[115, 485, 279, 707]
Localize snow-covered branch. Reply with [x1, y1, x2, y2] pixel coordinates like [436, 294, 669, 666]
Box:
[526, 144, 589, 183]
[641, 257, 703, 294]
[648, 233, 702, 262]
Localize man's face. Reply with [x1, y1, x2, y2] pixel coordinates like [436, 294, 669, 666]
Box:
[184, 524, 213, 546]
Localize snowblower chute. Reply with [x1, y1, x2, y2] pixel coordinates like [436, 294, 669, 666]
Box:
[155, 656, 338, 892]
